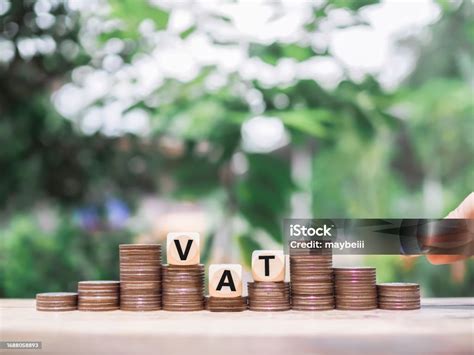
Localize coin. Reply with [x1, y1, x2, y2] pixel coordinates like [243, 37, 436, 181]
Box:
[248, 282, 291, 312]
[78, 280, 120, 311]
[162, 305, 205, 312]
[36, 292, 78, 312]
[335, 305, 377, 310]
[120, 244, 162, 311]
[292, 304, 335, 311]
[290, 254, 334, 311]
[377, 283, 421, 310]
[377, 282, 420, 289]
[121, 305, 161, 311]
[248, 305, 291, 311]
[36, 306, 78, 312]
[161, 264, 205, 311]
[334, 267, 377, 310]
[206, 296, 248, 312]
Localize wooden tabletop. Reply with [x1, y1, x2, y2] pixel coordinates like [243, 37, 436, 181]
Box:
[1, 298, 473, 355]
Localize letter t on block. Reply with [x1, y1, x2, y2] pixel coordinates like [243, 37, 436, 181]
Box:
[167, 232, 200, 265]
[209, 264, 242, 298]
[252, 250, 285, 282]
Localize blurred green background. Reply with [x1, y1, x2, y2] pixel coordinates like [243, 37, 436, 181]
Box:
[0, 0, 473, 298]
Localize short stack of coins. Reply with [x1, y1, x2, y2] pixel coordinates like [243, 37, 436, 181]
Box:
[334, 267, 377, 310]
[247, 282, 291, 311]
[377, 283, 421, 310]
[206, 296, 248, 312]
[78, 281, 119, 311]
[162, 264, 205, 311]
[119, 244, 162, 311]
[290, 251, 334, 310]
[36, 292, 78, 312]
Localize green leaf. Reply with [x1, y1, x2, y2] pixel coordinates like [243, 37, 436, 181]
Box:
[249, 43, 315, 65]
[107, 0, 169, 39]
[276, 109, 334, 137]
[180, 26, 196, 39]
[329, 0, 379, 11]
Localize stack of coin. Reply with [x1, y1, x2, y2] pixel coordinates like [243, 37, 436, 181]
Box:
[206, 296, 248, 312]
[119, 244, 162, 311]
[290, 252, 334, 310]
[162, 264, 205, 311]
[334, 267, 377, 310]
[36, 292, 78, 312]
[377, 283, 421, 310]
[248, 282, 291, 311]
[78, 281, 120, 311]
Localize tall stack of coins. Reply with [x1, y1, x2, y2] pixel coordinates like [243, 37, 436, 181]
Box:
[78, 281, 120, 311]
[206, 296, 248, 312]
[247, 282, 291, 311]
[334, 267, 377, 310]
[377, 283, 421, 310]
[119, 244, 162, 311]
[36, 292, 78, 312]
[162, 264, 205, 311]
[290, 252, 334, 310]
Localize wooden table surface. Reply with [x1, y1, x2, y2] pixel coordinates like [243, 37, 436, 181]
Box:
[1, 298, 473, 355]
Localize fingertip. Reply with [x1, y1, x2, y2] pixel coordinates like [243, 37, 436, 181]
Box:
[427, 254, 467, 265]
[445, 210, 458, 219]
[453, 192, 474, 219]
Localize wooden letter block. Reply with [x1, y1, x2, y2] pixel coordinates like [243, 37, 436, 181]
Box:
[252, 250, 285, 282]
[209, 264, 242, 298]
[166, 232, 200, 265]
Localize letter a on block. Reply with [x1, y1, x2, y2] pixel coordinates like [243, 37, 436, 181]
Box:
[252, 250, 285, 282]
[209, 264, 242, 297]
[167, 232, 200, 265]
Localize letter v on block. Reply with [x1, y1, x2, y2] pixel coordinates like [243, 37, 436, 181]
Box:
[167, 232, 200, 265]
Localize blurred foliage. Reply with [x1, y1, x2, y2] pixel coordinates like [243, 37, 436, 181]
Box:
[0, 95, 164, 208]
[235, 154, 295, 243]
[236, 234, 263, 269]
[0, 0, 472, 297]
[313, 1, 474, 218]
[0, 214, 132, 298]
[106, 0, 168, 40]
[0, 1, 175, 212]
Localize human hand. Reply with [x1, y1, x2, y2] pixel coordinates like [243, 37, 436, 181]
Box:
[427, 192, 474, 264]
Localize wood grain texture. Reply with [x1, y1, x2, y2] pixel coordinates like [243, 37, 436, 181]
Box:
[1, 298, 472, 355]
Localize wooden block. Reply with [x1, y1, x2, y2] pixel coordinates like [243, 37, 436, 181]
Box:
[251, 250, 285, 282]
[166, 232, 200, 265]
[284, 254, 290, 282]
[209, 264, 242, 298]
